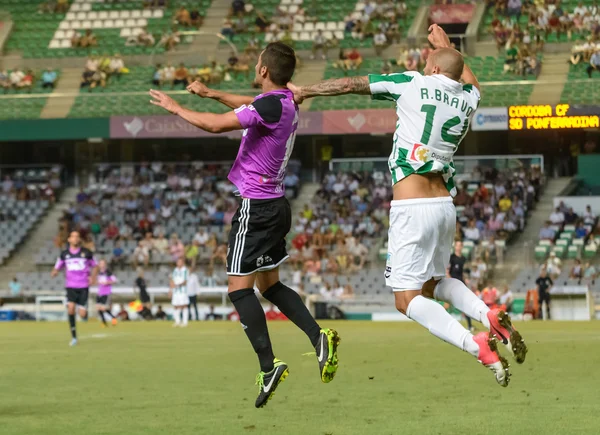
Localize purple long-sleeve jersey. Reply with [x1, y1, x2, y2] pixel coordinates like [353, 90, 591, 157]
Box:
[229, 89, 299, 199]
[54, 247, 97, 289]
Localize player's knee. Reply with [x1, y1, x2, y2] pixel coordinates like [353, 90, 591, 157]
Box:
[394, 290, 421, 315]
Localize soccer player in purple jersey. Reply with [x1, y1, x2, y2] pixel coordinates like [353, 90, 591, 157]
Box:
[96, 259, 118, 327]
[150, 42, 340, 408]
[51, 231, 98, 346]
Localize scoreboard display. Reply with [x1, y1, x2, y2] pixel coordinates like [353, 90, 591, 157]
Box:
[508, 104, 600, 130]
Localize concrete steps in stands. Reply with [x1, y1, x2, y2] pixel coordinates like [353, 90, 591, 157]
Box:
[40, 68, 82, 119]
[528, 53, 570, 105]
[0, 187, 78, 286]
[187, 0, 232, 61]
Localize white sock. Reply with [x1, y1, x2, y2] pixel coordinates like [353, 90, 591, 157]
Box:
[406, 295, 480, 357]
[182, 307, 189, 326]
[173, 308, 181, 325]
[434, 278, 491, 329]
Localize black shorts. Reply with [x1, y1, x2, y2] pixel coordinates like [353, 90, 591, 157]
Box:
[140, 290, 151, 304]
[66, 288, 89, 308]
[96, 295, 111, 306]
[227, 196, 291, 275]
[539, 291, 551, 304]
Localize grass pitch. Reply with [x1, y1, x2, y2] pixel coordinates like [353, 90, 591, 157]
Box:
[0, 320, 598, 435]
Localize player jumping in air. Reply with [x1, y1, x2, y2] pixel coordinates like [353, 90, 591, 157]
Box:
[96, 259, 118, 327]
[149, 42, 340, 407]
[51, 231, 98, 346]
[169, 257, 190, 328]
[288, 25, 527, 387]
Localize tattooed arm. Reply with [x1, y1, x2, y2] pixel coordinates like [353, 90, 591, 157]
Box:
[288, 76, 371, 103]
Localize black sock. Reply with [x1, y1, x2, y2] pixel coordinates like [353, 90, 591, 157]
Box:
[104, 309, 115, 319]
[99, 311, 107, 325]
[262, 281, 321, 347]
[68, 314, 77, 339]
[229, 288, 275, 372]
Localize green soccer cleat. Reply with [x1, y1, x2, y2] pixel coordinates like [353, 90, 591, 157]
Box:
[316, 328, 341, 383]
[254, 359, 289, 408]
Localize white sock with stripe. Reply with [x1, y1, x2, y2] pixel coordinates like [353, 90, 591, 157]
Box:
[406, 295, 479, 357]
[182, 307, 189, 326]
[173, 308, 181, 325]
[433, 278, 491, 329]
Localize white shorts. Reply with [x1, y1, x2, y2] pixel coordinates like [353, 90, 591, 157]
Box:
[385, 197, 456, 291]
[171, 293, 190, 307]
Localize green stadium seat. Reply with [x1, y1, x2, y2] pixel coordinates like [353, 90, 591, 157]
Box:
[567, 245, 580, 259]
[535, 245, 549, 260]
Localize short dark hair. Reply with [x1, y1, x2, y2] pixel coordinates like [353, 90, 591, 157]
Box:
[260, 42, 296, 86]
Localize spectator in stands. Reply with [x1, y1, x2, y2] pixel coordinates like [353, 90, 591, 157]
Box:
[570, 258, 584, 282]
[284, 172, 299, 199]
[190, 9, 203, 28]
[193, 227, 209, 247]
[245, 33, 260, 59]
[111, 241, 126, 270]
[173, 63, 190, 89]
[176, 6, 192, 27]
[480, 281, 498, 309]
[0, 70, 9, 93]
[373, 30, 387, 56]
[231, 0, 246, 16]
[55, 0, 68, 13]
[161, 63, 175, 88]
[311, 29, 328, 60]
[41, 68, 57, 89]
[254, 10, 269, 32]
[105, 221, 119, 240]
[583, 261, 597, 284]
[549, 207, 565, 225]
[151, 231, 168, 254]
[574, 221, 587, 239]
[169, 233, 185, 262]
[546, 251, 562, 280]
[108, 54, 124, 81]
[463, 219, 481, 244]
[587, 49, 600, 78]
[152, 63, 164, 87]
[138, 28, 156, 47]
[539, 221, 556, 241]
[210, 243, 227, 268]
[9, 277, 21, 296]
[9, 68, 24, 90]
[583, 205, 596, 225]
[346, 48, 363, 70]
[133, 240, 150, 268]
[159, 28, 181, 51]
[80, 29, 98, 48]
[221, 17, 235, 39]
[564, 207, 578, 225]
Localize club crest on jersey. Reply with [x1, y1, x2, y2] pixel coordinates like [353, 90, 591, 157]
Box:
[410, 144, 429, 163]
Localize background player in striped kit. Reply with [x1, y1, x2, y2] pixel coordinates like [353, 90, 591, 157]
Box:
[169, 257, 189, 327]
[51, 231, 97, 346]
[96, 259, 118, 327]
[149, 42, 340, 408]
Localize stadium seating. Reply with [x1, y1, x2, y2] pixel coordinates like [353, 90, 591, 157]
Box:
[0, 166, 62, 265]
[0, 70, 59, 119]
[2, 0, 210, 58]
[561, 63, 600, 104]
[223, 0, 419, 50]
[482, 0, 598, 43]
[68, 66, 253, 117]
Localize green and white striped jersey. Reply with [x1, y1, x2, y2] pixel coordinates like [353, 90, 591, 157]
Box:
[171, 266, 189, 294]
[369, 71, 480, 196]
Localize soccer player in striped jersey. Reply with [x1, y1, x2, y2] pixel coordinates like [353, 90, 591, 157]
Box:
[289, 25, 527, 387]
[150, 42, 340, 408]
[96, 259, 118, 327]
[169, 257, 190, 327]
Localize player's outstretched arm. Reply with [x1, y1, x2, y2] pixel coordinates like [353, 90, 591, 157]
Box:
[287, 77, 371, 103]
[187, 81, 254, 109]
[150, 89, 242, 133]
[428, 24, 480, 92]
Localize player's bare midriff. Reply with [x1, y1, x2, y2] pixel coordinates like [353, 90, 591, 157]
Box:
[392, 172, 450, 201]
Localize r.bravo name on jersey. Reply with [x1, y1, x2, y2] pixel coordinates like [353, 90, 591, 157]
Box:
[419, 87, 475, 117]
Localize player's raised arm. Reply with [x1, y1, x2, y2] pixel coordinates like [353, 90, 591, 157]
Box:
[428, 24, 480, 92]
[287, 76, 371, 103]
[149, 89, 242, 133]
[187, 81, 254, 110]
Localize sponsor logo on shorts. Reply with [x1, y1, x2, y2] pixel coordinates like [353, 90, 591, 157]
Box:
[257, 256, 264, 267]
[384, 265, 392, 279]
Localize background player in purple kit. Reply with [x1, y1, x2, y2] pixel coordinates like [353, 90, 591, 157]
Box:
[51, 231, 98, 346]
[149, 42, 340, 408]
[96, 259, 118, 327]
